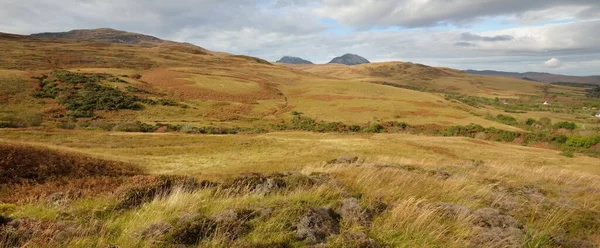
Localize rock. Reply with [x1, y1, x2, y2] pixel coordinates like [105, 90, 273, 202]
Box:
[328, 54, 370, 66]
[296, 207, 341, 244]
[276, 56, 313, 64]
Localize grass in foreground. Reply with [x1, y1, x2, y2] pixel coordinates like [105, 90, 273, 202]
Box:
[1, 132, 599, 247]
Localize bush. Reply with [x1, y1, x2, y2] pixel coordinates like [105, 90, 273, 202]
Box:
[525, 118, 536, 126]
[52, 70, 105, 84]
[565, 135, 600, 148]
[59, 83, 141, 114]
[363, 123, 384, 133]
[113, 121, 157, 133]
[495, 114, 518, 126]
[32, 77, 59, 99]
[0, 113, 43, 128]
[553, 121, 577, 130]
[443, 124, 486, 138]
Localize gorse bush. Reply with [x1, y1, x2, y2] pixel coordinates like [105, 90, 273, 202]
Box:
[30, 71, 179, 118]
[60, 83, 141, 113]
[565, 135, 600, 148]
[442, 124, 520, 142]
[52, 70, 106, 84]
[494, 114, 518, 126]
[553, 121, 577, 130]
[113, 121, 158, 133]
[0, 113, 42, 128]
[32, 76, 59, 99]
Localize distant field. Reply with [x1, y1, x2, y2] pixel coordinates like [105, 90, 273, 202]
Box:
[1, 130, 598, 177]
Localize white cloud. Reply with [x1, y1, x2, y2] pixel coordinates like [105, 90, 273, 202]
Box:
[544, 58, 562, 68]
[0, 0, 599, 75]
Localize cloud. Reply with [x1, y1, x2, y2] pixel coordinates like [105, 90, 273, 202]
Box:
[460, 32, 513, 42]
[455, 42, 476, 47]
[318, 0, 600, 27]
[544, 58, 562, 68]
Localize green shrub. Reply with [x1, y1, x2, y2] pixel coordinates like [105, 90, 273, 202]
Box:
[0, 113, 42, 128]
[114, 121, 158, 133]
[52, 70, 106, 84]
[565, 135, 600, 148]
[363, 123, 384, 133]
[525, 118, 536, 126]
[443, 124, 485, 138]
[60, 83, 141, 114]
[552, 135, 568, 144]
[32, 78, 59, 99]
[553, 121, 577, 130]
[495, 114, 518, 126]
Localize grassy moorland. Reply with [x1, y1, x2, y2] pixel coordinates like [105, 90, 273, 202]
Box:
[1, 29, 599, 247]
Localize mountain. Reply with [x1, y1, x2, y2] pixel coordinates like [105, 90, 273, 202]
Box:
[276, 56, 313, 64]
[328, 53, 370, 65]
[31, 28, 164, 45]
[465, 69, 600, 85]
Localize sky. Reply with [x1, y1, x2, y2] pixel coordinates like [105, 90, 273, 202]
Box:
[1, 0, 599, 76]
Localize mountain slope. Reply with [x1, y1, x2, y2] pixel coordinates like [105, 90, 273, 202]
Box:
[465, 69, 600, 85]
[31, 28, 163, 45]
[276, 56, 313, 64]
[328, 53, 370, 65]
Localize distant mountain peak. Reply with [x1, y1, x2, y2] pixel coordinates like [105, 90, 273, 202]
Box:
[328, 53, 370, 65]
[277, 56, 313, 64]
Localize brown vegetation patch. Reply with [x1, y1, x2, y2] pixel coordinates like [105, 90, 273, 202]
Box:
[205, 103, 254, 121]
[405, 141, 459, 159]
[338, 107, 377, 113]
[444, 114, 467, 119]
[142, 68, 282, 104]
[395, 108, 437, 117]
[305, 94, 388, 102]
[465, 139, 494, 146]
[0, 142, 140, 185]
[411, 101, 446, 108]
[0, 177, 128, 204]
[0, 218, 100, 247]
[115, 175, 205, 209]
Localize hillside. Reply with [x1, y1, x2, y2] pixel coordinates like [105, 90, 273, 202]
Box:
[466, 69, 600, 85]
[328, 53, 370, 65]
[0, 29, 546, 130]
